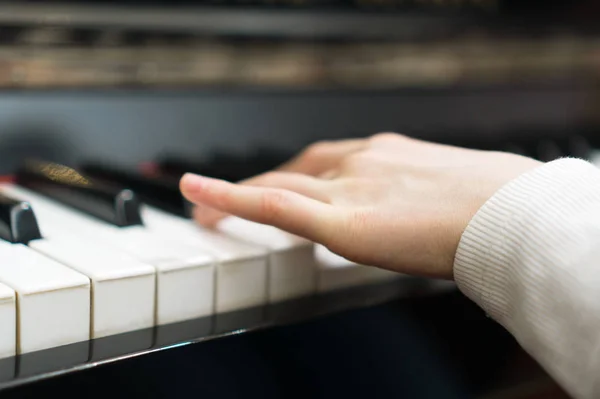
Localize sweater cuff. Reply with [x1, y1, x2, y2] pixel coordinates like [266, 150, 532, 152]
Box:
[453, 157, 600, 325]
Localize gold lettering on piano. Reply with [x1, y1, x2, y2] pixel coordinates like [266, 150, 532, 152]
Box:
[32, 161, 91, 186]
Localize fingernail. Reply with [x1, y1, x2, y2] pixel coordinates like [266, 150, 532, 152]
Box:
[180, 173, 206, 192]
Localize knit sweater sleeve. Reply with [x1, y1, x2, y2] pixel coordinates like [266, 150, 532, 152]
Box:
[453, 158, 600, 399]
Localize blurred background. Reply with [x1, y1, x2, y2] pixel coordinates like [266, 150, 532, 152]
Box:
[0, 1, 597, 172]
[0, 1, 597, 398]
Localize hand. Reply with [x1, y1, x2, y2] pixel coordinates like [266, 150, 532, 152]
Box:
[180, 133, 541, 279]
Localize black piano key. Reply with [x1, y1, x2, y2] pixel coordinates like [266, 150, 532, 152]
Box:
[157, 158, 210, 178]
[80, 162, 192, 218]
[252, 146, 293, 167]
[157, 147, 294, 183]
[206, 152, 267, 181]
[157, 157, 242, 182]
[0, 193, 42, 244]
[566, 135, 592, 159]
[501, 142, 529, 156]
[15, 159, 143, 227]
[509, 136, 551, 161]
[239, 147, 295, 178]
[535, 139, 563, 162]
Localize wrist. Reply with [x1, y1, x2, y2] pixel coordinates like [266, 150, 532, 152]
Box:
[453, 157, 600, 321]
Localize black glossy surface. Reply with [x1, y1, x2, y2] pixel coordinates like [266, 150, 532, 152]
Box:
[80, 162, 192, 217]
[0, 283, 558, 399]
[0, 277, 440, 391]
[0, 194, 42, 244]
[15, 159, 143, 227]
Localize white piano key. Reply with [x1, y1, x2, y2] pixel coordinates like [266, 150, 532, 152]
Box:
[0, 283, 15, 359]
[0, 240, 90, 354]
[314, 245, 399, 292]
[1, 184, 216, 325]
[141, 206, 268, 313]
[28, 235, 155, 338]
[217, 216, 317, 303]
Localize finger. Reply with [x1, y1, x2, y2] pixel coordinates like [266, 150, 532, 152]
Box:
[275, 139, 366, 176]
[181, 173, 338, 242]
[243, 171, 331, 203]
[318, 168, 340, 180]
[188, 171, 331, 226]
[181, 138, 364, 226]
[191, 204, 228, 227]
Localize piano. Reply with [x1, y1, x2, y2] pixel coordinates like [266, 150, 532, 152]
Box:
[0, 0, 595, 397]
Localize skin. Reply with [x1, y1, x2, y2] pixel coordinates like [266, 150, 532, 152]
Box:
[180, 133, 542, 280]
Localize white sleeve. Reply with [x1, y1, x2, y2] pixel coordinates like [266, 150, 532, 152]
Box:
[453, 158, 600, 399]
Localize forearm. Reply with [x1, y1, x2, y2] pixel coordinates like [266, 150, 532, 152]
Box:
[454, 158, 600, 399]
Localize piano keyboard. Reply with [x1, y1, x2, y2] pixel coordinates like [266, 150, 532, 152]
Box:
[0, 158, 403, 358]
